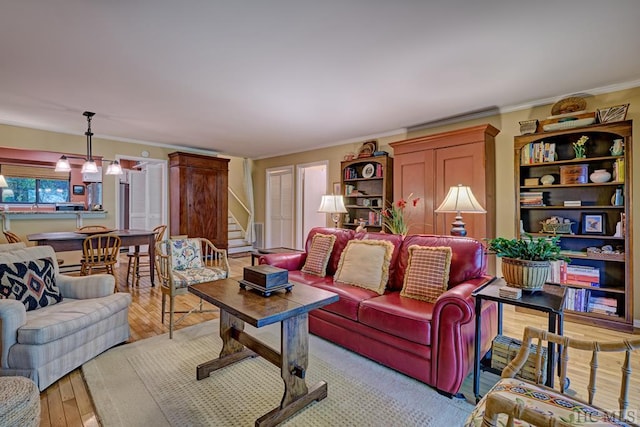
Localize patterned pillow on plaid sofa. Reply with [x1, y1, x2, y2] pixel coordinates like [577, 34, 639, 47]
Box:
[0, 257, 62, 311]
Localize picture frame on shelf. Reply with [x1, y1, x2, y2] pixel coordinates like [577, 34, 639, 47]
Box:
[597, 104, 629, 123]
[581, 212, 607, 235]
[333, 182, 341, 195]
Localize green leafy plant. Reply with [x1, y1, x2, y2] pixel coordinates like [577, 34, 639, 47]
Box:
[486, 234, 568, 261]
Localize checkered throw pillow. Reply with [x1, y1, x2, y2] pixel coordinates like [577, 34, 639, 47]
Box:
[301, 233, 336, 276]
[400, 245, 452, 302]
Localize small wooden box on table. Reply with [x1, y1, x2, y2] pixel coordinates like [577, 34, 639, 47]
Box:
[240, 265, 292, 296]
[188, 278, 338, 427]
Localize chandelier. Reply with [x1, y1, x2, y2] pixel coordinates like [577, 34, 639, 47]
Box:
[55, 111, 122, 175]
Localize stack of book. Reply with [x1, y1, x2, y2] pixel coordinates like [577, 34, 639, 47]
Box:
[548, 261, 600, 287]
[520, 192, 545, 207]
[565, 265, 600, 287]
[588, 296, 618, 316]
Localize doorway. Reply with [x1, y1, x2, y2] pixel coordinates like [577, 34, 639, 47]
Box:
[265, 166, 294, 249]
[295, 161, 328, 249]
[114, 156, 168, 234]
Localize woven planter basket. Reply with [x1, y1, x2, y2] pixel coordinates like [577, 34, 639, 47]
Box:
[501, 257, 550, 291]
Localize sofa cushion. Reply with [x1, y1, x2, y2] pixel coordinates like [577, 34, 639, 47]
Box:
[400, 245, 452, 302]
[307, 280, 379, 321]
[354, 232, 404, 290]
[170, 239, 202, 270]
[335, 239, 394, 295]
[18, 293, 131, 345]
[359, 293, 433, 346]
[304, 228, 355, 276]
[301, 233, 336, 276]
[0, 258, 62, 311]
[397, 235, 487, 288]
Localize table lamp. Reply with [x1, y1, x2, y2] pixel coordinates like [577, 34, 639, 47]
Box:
[434, 184, 486, 236]
[318, 195, 347, 228]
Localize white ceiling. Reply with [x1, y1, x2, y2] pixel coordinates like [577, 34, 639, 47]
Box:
[1, 1, 639, 159]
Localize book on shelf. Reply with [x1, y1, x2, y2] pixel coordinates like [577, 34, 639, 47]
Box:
[549, 262, 600, 287]
[563, 201, 582, 207]
[521, 142, 556, 164]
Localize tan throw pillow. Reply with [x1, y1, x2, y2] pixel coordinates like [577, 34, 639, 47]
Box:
[301, 233, 336, 276]
[401, 245, 452, 302]
[335, 240, 394, 294]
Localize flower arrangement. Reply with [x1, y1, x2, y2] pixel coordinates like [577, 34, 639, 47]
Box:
[573, 135, 589, 158]
[381, 194, 420, 235]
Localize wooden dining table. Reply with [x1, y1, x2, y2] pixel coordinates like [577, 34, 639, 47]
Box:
[27, 229, 157, 285]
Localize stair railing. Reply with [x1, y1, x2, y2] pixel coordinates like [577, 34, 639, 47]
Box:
[228, 187, 251, 237]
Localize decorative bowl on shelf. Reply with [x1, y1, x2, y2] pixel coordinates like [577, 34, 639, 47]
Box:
[589, 169, 611, 183]
[540, 221, 573, 234]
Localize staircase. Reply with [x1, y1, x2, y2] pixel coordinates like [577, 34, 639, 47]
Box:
[227, 214, 253, 254]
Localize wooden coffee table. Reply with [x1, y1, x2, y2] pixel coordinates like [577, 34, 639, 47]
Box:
[188, 278, 339, 427]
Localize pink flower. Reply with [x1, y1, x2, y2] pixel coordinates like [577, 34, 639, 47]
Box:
[412, 197, 420, 207]
[396, 199, 407, 209]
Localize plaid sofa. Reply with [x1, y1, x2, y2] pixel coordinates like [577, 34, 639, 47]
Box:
[0, 243, 131, 390]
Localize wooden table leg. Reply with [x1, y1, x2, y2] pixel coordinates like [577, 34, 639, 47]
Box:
[196, 310, 254, 380]
[256, 313, 327, 427]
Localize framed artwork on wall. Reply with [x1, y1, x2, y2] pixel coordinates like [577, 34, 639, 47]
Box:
[333, 182, 341, 195]
[72, 185, 85, 195]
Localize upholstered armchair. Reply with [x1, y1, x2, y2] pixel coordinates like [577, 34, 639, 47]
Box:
[155, 238, 230, 338]
[466, 326, 640, 426]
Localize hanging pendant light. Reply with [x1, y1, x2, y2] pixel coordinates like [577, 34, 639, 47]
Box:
[54, 111, 123, 176]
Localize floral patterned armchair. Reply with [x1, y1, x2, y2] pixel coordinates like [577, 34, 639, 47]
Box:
[155, 238, 229, 338]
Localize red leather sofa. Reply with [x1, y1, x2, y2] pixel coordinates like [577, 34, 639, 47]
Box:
[260, 227, 498, 396]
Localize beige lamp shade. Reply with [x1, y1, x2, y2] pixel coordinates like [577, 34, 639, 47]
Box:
[0, 175, 7, 188]
[435, 184, 485, 236]
[318, 195, 347, 227]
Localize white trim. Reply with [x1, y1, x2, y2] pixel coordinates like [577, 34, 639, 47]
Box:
[634, 319, 640, 329]
[295, 160, 329, 249]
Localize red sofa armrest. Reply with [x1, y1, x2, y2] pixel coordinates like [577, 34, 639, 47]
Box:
[430, 275, 495, 394]
[259, 252, 307, 271]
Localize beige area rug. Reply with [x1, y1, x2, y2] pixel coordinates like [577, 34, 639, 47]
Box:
[83, 320, 474, 426]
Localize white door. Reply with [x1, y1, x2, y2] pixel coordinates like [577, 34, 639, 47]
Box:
[266, 167, 294, 248]
[129, 170, 147, 230]
[296, 162, 328, 249]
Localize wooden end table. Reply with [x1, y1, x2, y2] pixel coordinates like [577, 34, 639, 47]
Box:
[188, 278, 338, 427]
[472, 278, 566, 402]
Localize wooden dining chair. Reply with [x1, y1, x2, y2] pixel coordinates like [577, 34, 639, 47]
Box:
[126, 224, 167, 287]
[77, 225, 110, 232]
[3, 230, 23, 244]
[80, 233, 122, 290]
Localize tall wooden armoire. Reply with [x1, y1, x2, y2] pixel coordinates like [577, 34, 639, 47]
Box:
[389, 124, 499, 241]
[168, 152, 229, 249]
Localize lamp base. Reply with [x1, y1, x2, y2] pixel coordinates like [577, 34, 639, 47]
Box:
[450, 215, 467, 237]
[331, 213, 341, 228]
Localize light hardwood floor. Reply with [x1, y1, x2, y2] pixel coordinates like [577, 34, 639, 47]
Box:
[38, 254, 639, 426]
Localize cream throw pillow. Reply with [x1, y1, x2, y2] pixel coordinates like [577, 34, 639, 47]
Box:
[400, 245, 452, 302]
[335, 239, 394, 294]
[301, 233, 336, 276]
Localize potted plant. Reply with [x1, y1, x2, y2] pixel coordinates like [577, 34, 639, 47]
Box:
[486, 234, 567, 291]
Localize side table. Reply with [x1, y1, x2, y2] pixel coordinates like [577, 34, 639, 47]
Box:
[472, 278, 566, 402]
[251, 247, 304, 266]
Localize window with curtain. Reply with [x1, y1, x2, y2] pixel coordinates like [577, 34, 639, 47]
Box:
[0, 164, 70, 204]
